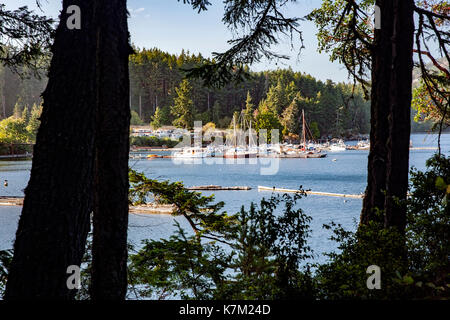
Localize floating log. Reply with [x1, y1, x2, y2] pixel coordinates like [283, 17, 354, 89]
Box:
[188, 185, 251, 191]
[0, 196, 24, 206]
[258, 186, 364, 199]
[346, 147, 438, 151]
[0, 196, 177, 214]
[409, 147, 438, 150]
[129, 203, 176, 214]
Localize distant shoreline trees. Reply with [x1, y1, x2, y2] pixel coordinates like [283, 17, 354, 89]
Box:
[2, 46, 437, 139]
[0, 102, 42, 154]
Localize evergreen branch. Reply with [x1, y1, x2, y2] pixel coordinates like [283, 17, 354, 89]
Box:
[414, 6, 450, 22]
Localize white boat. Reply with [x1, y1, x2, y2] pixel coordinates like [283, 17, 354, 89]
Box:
[296, 109, 327, 158]
[268, 144, 281, 154]
[247, 146, 259, 158]
[173, 147, 210, 158]
[207, 146, 224, 157]
[329, 144, 346, 152]
[356, 140, 370, 150]
[329, 139, 347, 152]
[224, 147, 246, 158]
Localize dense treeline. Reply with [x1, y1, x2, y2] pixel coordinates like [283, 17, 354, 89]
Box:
[0, 64, 46, 119]
[0, 47, 431, 140]
[130, 47, 372, 138]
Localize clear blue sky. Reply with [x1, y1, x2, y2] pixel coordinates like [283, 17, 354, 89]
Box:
[7, 0, 351, 83]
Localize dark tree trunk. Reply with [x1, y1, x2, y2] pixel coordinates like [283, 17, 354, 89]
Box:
[384, 0, 414, 232]
[5, 1, 97, 299]
[361, 0, 393, 226]
[360, 0, 414, 233]
[90, 0, 131, 300]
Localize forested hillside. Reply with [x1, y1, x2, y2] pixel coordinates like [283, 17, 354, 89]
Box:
[129, 48, 371, 138]
[0, 47, 432, 139]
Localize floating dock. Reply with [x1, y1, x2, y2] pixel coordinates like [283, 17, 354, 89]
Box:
[258, 186, 364, 199]
[187, 185, 251, 191]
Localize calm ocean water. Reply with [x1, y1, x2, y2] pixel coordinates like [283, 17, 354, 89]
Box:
[0, 133, 448, 263]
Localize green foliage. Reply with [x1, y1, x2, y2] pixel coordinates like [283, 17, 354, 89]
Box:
[255, 108, 283, 143]
[412, 72, 450, 128]
[171, 79, 195, 129]
[315, 219, 407, 299]
[309, 121, 320, 140]
[128, 48, 371, 137]
[12, 100, 22, 118]
[150, 107, 163, 129]
[281, 94, 300, 135]
[128, 225, 230, 299]
[151, 106, 174, 129]
[21, 106, 29, 123]
[195, 110, 212, 125]
[128, 169, 232, 257]
[183, 1, 302, 87]
[264, 80, 288, 116]
[405, 154, 450, 297]
[217, 116, 232, 129]
[306, 0, 374, 92]
[129, 136, 178, 148]
[128, 172, 316, 299]
[3, 99, 42, 143]
[229, 111, 240, 129]
[244, 91, 254, 123]
[0, 249, 12, 298]
[0, 5, 54, 72]
[0, 64, 45, 120]
[316, 153, 450, 300]
[26, 103, 42, 140]
[0, 116, 30, 144]
[227, 195, 315, 300]
[130, 110, 144, 125]
[211, 101, 223, 125]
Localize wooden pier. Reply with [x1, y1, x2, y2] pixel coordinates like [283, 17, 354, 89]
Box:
[258, 186, 364, 199]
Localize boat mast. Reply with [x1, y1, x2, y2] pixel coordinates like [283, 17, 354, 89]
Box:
[302, 109, 306, 151]
[240, 110, 245, 148]
[249, 118, 252, 148]
[233, 115, 237, 148]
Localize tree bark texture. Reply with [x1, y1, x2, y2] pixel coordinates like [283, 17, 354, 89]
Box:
[90, 0, 131, 300]
[361, 0, 414, 233]
[6, 0, 132, 300]
[5, 0, 97, 299]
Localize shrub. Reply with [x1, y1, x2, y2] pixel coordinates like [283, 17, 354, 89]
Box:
[130, 136, 178, 148]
